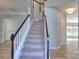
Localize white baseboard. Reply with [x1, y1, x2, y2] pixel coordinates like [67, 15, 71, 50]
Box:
[14, 21, 33, 59]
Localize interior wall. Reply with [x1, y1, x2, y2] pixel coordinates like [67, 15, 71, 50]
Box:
[45, 7, 66, 49]
[45, 7, 60, 48]
[66, 10, 78, 38]
[0, 17, 2, 32]
[0, 0, 34, 42]
[67, 11, 78, 22]
[34, 2, 40, 21]
[0, 14, 28, 41]
[12, 15, 29, 41]
[0, 16, 2, 42]
[58, 11, 66, 46]
[27, 0, 34, 22]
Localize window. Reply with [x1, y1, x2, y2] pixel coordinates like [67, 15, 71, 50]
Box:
[66, 12, 78, 40]
[67, 26, 78, 36]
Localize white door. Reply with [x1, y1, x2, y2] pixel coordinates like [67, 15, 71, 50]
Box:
[4, 19, 13, 40]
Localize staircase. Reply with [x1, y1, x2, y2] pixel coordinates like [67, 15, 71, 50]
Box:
[18, 20, 45, 59]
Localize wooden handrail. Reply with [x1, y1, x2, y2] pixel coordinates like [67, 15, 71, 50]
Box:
[33, 0, 44, 5]
[10, 14, 30, 59]
[14, 15, 30, 36]
[44, 15, 49, 59]
[44, 15, 49, 38]
[47, 40, 49, 59]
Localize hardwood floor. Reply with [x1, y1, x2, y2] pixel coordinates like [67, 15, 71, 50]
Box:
[0, 40, 11, 59]
[50, 40, 78, 59]
[0, 39, 78, 59]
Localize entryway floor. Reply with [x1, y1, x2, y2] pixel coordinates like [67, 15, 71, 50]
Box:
[0, 40, 11, 59]
[50, 40, 78, 59]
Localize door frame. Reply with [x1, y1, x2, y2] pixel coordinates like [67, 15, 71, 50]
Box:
[2, 18, 13, 42]
[0, 18, 4, 43]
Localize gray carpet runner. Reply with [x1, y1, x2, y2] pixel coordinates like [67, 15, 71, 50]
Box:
[19, 20, 45, 59]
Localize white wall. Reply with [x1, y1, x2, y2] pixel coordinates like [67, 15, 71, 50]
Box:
[0, 0, 34, 43]
[0, 14, 28, 41]
[0, 16, 3, 42]
[34, 2, 40, 21]
[27, 0, 34, 22]
[66, 11, 78, 38]
[58, 11, 66, 46]
[67, 11, 78, 22]
[45, 7, 66, 49]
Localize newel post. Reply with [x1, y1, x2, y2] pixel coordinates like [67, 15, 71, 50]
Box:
[10, 34, 15, 59]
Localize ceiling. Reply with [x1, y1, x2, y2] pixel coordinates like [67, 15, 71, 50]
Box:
[0, 0, 28, 14]
[45, 0, 78, 12]
[0, 0, 78, 14]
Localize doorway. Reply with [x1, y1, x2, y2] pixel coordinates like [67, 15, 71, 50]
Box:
[3, 19, 13, 41]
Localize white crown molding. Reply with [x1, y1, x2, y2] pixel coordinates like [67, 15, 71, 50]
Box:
[0, 12, 27, 15]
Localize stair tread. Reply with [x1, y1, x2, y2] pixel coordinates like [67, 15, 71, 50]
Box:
[28, 34, 43, 38]
[19, 55, 44, 59]
[21, 51, 44, 56]
[21, 47, 44, 52]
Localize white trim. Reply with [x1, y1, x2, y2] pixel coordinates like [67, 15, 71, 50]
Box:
[2, 18, 13, 41]
[44, 18, 48, 59]
[0, 32, 4, 43]
[0, 12, 27, 15]
[14, 21, 33, 59]
[2, 19, 5, 43]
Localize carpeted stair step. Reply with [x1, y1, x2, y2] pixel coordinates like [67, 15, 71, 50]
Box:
[18, 20, 45, 59]
[21, 47, 44, 53]
[23, 44, 43, 49]
[19, 55, 44, 59]
[21, 51, 44, 56]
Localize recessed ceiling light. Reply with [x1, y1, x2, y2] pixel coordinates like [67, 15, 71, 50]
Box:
[65, 8, 76, 14]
